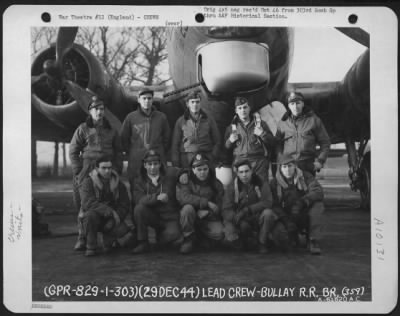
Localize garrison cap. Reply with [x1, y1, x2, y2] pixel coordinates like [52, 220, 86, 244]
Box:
[88, 95, 104, 110]
[287, 91, 304, 103]
[234, 96, 249, 107]
[191, 153, 209, 168]
[143, 149, 161, 163]
[138, 88, 154, 97]
[277, 153, 296, 165]
[185, 91, 202, 102]
[233, 158, 252, 170]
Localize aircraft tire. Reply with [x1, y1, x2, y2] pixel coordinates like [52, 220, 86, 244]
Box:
[359, 155, 371, 211]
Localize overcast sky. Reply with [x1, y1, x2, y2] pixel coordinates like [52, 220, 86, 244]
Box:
[36, 27, 366, 164]
[289, 27, 367, 83]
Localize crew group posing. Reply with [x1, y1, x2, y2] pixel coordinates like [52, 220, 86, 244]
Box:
[69, 89, 330, 257]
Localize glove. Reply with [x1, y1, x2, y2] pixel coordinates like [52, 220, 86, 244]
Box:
[253, 125, 264, 137]
[229, 133, 239, 143]
[157, 193, 169, 203]
[313, 161, 323, 172]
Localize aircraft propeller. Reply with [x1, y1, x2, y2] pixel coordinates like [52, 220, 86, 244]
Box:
[64, 80, 123, 131]
[31, 27, 79, 103]
[55, 27, 79, 69]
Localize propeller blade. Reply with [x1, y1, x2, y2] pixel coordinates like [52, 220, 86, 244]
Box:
[31, 74, 46, 86]
[335, 27, 370, 48]
[63, 80, 92, 113]
[64, 80, 122, 131]
[56, 27, 78, 66]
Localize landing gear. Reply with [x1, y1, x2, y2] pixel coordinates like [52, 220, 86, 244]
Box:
[345, 138, 371, 210]
[358, 156, 371, 210]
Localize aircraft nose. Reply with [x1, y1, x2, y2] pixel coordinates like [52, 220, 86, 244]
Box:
[197, 41, 270, 94]
[201, 27, 266, 38]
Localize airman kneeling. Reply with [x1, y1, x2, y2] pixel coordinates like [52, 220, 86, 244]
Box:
[222, 158, 289, 254]
[131, 150, 183, 254]
[79, 155, 134, 257]
[270, 153, 325, 255]
[176, 153, 225, 254]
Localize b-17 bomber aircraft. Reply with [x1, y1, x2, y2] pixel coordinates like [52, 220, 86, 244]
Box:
[31, 26, 370, 208]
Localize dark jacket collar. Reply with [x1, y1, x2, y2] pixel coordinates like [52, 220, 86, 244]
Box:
[137, 106, 156, 117]
[237, 173, 263, 189]
[275, 168, 307, 191]
[183, 108, 208, 120]
[86, 116, 111, 129]
[89, 168, 119, 192]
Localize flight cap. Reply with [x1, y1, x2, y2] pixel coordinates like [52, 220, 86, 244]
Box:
[191, 153, 209, 168]
[143, 149, 161, 163]
[88, 95, 104, 110]
[287, 91, 304, 103]
[234, 96, 249, 107]
[138, 88, 154, 97]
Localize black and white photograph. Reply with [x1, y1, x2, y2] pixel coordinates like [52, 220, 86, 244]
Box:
[3, 5, 398, 314]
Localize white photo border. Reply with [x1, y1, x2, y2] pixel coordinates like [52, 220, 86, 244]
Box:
[2, 4, 398, 313]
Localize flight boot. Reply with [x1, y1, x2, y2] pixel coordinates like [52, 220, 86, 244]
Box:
[309, 238, 321, 255]
[230, 238, 244, 251]
[180, 236, 194, 254]
[132, 241, 150, 254]
[287, 222, 299, 249]
[272, 222, 290, 252]
[74, 238, 86, 251]
[85, 249, 96, 257]
[258, 243, 269, 254]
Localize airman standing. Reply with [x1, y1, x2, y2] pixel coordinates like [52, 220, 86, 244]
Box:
[171, 91, 221, 168]
[120, 88, 171, 203]
[69, 96, 123, 251]
[224, 96, 275, 182]
[275, 91, 331, 175]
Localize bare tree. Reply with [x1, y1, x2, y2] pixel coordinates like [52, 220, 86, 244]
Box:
[76, 27, 141, 84]
[31, 27, 57, 55]
[32, 26, 171, 86]
[131, 27, 170, 86]
[76, 27, 99, 53]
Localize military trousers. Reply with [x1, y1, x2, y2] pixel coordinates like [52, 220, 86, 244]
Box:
[294, 201, 324, 240]
[82, 210, 130, 250]
[180, 204, 224, 241]
[133, 204, 182, 245]
[223, 208, 276, 245]
[72, 159, 98, 242]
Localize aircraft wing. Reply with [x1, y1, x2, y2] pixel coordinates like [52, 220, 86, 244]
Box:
[287, 46, 370, 145]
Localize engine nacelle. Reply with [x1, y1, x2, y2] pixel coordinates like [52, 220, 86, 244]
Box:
[31, 43, 135, 131]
